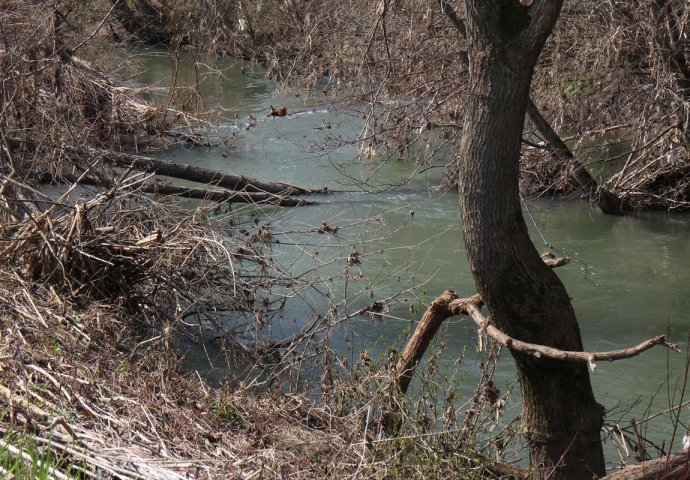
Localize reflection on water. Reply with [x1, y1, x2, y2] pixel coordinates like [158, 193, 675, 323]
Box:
[130, 49, 690, 458]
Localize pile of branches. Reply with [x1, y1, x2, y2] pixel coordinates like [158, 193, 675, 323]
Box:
[0, 173, 520, 478]
[0, 170, 354, 478]
[519, 146, 581, 199]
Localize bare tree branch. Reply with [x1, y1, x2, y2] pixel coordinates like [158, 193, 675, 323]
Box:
[394, 254, 678, 394]
[453, 295, 678, 371]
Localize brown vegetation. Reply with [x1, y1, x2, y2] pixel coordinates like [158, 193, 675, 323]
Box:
[535, 1, 690, 210]
[118, 0, 688, 212]
[0, 2, 527, 478]
[3, 1, 689, 478]
[0, 175, 518, 477]
[0, 1, 173, 170]
[21, 1, 683, 210]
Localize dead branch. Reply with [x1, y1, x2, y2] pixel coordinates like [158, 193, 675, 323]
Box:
[602, 451, 690, 480]
[144, 181, 313, 207]
[393, 254, 677, 394]
[7, 137, 322, 196]
[94, 147, 317, 195]
[44, 173, 313, 207]
[454, 296, 678, 371]
[394, 290, 458, 394]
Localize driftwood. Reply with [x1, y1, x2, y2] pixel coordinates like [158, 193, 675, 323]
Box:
[393, 253, 678, 395]
[8, 137, 322, 197]
[146, 180, 312, 206]
[93, 148, 318, 195]
[46, 173, 312, 207]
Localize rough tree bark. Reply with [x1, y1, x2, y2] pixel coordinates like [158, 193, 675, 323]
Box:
[438, 0, 625, 215]
[458, 1, 606, 478]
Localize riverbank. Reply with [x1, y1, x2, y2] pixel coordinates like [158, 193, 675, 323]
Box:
[0, 186, 508, 478]
[0, 253, 358, 479]
[2, 2, 689, 478]
[0, 3, 511, 478]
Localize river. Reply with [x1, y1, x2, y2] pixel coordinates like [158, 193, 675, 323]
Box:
[118, 48, 690, 463]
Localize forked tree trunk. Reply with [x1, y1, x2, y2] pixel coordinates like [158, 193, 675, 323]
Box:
[458, 2, 606, 478]
[439, 0, 625, 215]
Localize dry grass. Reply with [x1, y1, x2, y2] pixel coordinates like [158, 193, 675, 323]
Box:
[0, 174, 356, 478]
[0, 175, 514, 478]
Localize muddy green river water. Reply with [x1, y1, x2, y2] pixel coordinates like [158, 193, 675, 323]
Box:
[120, 48, 690, 463]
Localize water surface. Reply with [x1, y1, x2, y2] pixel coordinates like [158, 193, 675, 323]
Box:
[125, 49, 690, 462]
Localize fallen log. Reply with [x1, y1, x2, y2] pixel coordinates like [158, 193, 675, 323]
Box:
[145, 181, 312, 207]
[8, 137, 323, 196]
[525, 99, 626, 215]
[602, 451, 690, 480]
[91, 148, 317, 195]
[41, 173, 312, 207]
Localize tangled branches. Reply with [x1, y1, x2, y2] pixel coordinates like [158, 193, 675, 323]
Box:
[535, 0, 690, 210]
[191, 0, 689, 211]
[0, 165, 350, 477]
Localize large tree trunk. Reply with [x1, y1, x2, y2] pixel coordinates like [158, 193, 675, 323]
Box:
[458, 2, 605, 478]
[439, 0, 625, 215]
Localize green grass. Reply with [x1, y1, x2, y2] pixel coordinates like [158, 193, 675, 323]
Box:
[0, 431, 87, 479]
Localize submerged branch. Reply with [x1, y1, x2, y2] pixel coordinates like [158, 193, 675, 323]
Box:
[93, 147, 318, 195]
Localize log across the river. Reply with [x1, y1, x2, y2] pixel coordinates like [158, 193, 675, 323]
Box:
[94, 148, 319, 196]
[8, 137, 325, 198]
[42, 173, 311, 207]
